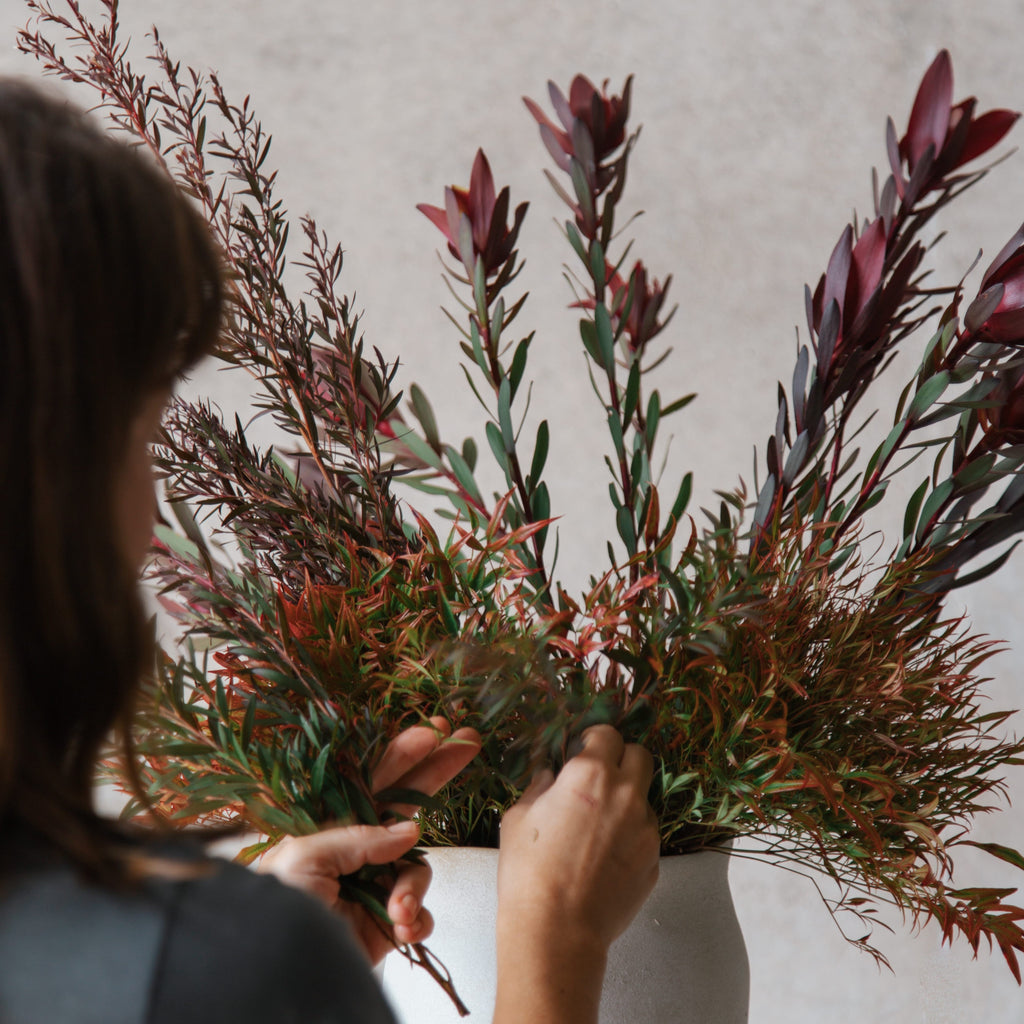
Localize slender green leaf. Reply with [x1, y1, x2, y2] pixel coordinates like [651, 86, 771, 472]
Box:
[530, 420, 550, 486]
[595, 302, 615, 370]
[409, 383, 440, 450]
[498, 377, 514, 451]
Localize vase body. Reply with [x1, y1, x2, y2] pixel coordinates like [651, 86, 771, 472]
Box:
[380, 847, 749, 1024]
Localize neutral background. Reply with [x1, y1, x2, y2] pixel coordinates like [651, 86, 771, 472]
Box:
[3, 1, 1024, 1020]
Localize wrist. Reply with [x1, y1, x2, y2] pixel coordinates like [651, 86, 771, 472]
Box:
[494, 909, 609, 1024]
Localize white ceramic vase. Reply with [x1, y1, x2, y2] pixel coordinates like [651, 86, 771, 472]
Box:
[380, 847, 749, 1024]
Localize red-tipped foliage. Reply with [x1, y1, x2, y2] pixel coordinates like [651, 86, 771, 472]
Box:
[972, 225, 1024, 344]
[586, 261, 674, 353]
[523, 74, 632, 170]
[417, 149, 528, 278]
[893, 49, 1018, 200]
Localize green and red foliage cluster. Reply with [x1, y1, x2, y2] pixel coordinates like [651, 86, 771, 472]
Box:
[19, 0, 1024, 983]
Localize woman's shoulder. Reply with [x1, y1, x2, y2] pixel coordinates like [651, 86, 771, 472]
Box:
[0, 844, 396, 1024]
[148, 853, 397, 1024]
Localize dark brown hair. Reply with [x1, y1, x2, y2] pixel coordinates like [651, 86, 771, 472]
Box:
[0, 81, 223, 874]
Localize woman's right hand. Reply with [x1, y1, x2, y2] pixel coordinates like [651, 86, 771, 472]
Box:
[494, 725, 661, 1024]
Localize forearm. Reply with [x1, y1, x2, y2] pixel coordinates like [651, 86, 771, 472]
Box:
[493, 923, 608, 1024]
[492, 729, 660, 1024]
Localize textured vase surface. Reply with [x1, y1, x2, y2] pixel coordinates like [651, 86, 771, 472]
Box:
[380, 847, 750, 1024]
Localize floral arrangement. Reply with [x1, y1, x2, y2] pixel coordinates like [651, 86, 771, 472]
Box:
[19, 0, 1024, 991]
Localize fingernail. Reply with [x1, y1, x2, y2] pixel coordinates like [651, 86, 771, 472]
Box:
[401, 893, 419, 915]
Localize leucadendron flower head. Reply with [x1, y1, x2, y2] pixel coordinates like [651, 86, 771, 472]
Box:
[523, 74, 632, 176]
[892, 48, 1018, 204]
[416, 149, 528, 281]
[976, 366, 1024, 452]
[575, 260, 675, 355]
[965, 223, 1024, 345]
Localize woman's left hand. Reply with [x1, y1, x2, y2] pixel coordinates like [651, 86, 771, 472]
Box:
[258, 717, 480, 964]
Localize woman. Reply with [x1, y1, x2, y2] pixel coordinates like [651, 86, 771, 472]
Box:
[0, 80, 660, 1023]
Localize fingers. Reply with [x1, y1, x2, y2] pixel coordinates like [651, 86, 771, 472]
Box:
[372, 718, 481, 819]
[496, 727, 661, 957]
[387, 859, 434, 944]
[371, 718, 452, 793]
[393, 726, 481, 799]
[567, 726, 652, 790]
[577, 723, 626, 765]
[620, 742, 655, 790]
[260, 820, 421, 886]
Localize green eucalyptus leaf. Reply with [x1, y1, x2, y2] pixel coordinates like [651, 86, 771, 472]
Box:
[607, 409, 625, 458]
[485, 420, 509, 474]
[509, 337, 529, 400]
[473, 256, 488, 327]
[470, 319, 488, 374]
[867, 421, 907, 480]
[903, 478, 929, 540]
[954, 452, 997, 491]
[498, 377, 514, 451]
[660, 393, 696, 417]
[670, 472, 693, 521]
[532, 481, 551, 547]
[409, 383, 441, 450]
[310, 745, 331, 797]
[565, 220, 587, 264]
[645, 391, 662, 451]
[623, 362, 641, 425]
[908, 371, 950, 421]
[394, 429, 443, 471]
[915, 479, 954, 543]
[530, 420, 550, 485]
[859, 478, 890, 514]
[589, 239, 606, 292]
[490, 296, 505, 349]
[595, 302, 615, 370]
[445, 445, 484, 506]
[616, 505, 637, 555]
[752, 474, 776, 531]
[949, 540, 1021, 589]
[580, 318, 601, 364]
[154, 524, 202, 563]
[439, 594, 459, 636]
[782, 431, 809, 487]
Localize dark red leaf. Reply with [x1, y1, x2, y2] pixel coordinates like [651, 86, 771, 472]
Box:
[847, 217, 887, 324]
[822, 224, 853, 323]
[982, 222, 1024, 288]
[524, 95, 572, 157]
[903, 49, 953, 167]
[956, 108, 1019, 168]
[416, 202, 451, 241]
[569, 73, 600, 118]
[547, 79, 573, 132]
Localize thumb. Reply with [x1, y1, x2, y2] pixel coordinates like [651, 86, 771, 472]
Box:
[275, 821, 421, 878]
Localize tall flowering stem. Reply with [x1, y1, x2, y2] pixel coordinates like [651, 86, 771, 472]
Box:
[525, 76, 684, 585]
[753, 50, 1024, 594]
[414, 150, 553, 600]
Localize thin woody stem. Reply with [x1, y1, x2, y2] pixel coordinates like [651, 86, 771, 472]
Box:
[476, 310, 552, 601]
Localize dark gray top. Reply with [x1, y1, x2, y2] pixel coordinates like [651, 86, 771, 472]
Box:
[0, 847, 397, 1024]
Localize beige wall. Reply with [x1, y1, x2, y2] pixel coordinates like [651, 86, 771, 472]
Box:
[4, 1, 1023, 1019]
